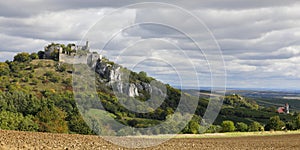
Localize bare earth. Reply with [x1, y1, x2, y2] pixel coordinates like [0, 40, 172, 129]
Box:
[1, 130, 300, 150]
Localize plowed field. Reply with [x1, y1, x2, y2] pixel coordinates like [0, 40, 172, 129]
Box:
[0, 130, 300, 150]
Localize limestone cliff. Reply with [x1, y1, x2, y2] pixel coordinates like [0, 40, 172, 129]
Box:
[94, 58, 165, 98]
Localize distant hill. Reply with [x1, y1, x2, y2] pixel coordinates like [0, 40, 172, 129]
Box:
[226, 90, 300, 112]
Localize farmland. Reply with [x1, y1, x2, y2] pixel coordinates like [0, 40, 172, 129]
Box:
[1, 130, 300, 150]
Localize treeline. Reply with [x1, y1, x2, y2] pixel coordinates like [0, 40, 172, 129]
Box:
[212, 114, 300, 133]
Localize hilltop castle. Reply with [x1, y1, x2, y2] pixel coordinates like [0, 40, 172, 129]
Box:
[44, 41, 102, 66]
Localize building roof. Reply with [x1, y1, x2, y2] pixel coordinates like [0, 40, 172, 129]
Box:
[277, 107, 285, 113]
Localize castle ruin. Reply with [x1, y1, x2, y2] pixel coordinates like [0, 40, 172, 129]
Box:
[44, 41, 102, 66]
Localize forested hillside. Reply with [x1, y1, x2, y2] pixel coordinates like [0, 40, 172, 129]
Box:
[1, 51, 300, 135]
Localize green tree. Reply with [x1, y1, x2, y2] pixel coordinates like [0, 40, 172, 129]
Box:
[205, 125, 222, 133]
[30, 52, 39, 60]
[68, 115, 93, 134]
[286, 121, 296, 130]
[236, 122, 248, 132]
[293, 114, 300, 129]
[265, 116, 285, 131]
[37, 51, 45, 59]
[249, 121, 263, 132]
[182, 115, 201, 134]
[36, 106, 68, 133]
[0, 111, 38, 131]
[13, 52, 31, 62]
[221, 120, 235, 132]
[0, 62, 10, 76]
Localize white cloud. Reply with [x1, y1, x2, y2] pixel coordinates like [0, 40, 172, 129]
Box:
[0, 1, 300, 89]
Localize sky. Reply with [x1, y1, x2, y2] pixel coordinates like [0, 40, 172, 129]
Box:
[0, 0, 300, 90]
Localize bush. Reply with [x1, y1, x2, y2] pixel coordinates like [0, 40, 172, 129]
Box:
[36, 106, 68, 133]
[205, 125, 222, 133]
[62, 78, 72, 86]
[49, 76, 60, 83]
[0, 62, 10, 76]
[37, 51, 45, 59]
[249, 121, 263, 132]
[294, 114, 300, 129]
[221, 120, 235, 132]
[265, 116, 285, 131]
[236, 122, 248, 132]
[30, 53, 39, 60]
[0, 111, 38, 131]
[14, 52, 31, 62]
[56, 63, 67, 72]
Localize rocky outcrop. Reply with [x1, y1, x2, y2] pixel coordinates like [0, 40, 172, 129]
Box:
[128, 83, 139, 97]
[95, 59, 165, 98]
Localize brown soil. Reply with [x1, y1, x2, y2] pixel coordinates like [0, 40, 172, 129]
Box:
[0, 130, 300, 150]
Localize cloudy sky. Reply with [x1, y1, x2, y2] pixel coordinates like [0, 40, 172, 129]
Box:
[1, 0, 300, 90]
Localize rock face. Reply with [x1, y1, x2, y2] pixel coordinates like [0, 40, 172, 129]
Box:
[94, 59, 165, 98]
[128, 83, 139, 97]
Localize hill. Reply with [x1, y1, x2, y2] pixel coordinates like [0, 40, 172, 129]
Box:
[0, 51, 300, 135]
[226, 89, 300, 112]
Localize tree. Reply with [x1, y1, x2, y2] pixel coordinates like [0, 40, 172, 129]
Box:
[13, 52, 31, 62]
[265, 116, 285, 131]
[68, 115, 93, 134]
[182, 115, 201, 134]
[30, 53, 39, 60]
[236, 122, 248, 132]
[37, 51, 45, 59]
[293, 114, 300, 129]
[0, 62, 10, 76]
[36, 106, 68, 133]
[206, 125, 222, 133]
[249, 121, 263, 132]
[0, 111, 38, 131]
[221, 120, 235, 132]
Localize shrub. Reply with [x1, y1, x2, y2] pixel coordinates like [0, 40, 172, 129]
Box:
[36, 106, 68, 133]
[294, 114, 300, 129]
[30, 53, 39, 60]
[236, 122, 248, 132]
[44, 71, 54, 77]
[265, 116, 285, 131]
[249, 121, 263, 132]
[49, 76, 60, 83]
[221, 120, 235, 132]
[205, 125, 222, 133]
[37, 51, 45, 59]
[0, 62, 10, 76]
[13, 52, 31, 62]
[56, 64, 67, 72]
[0, 111, 38, 131]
